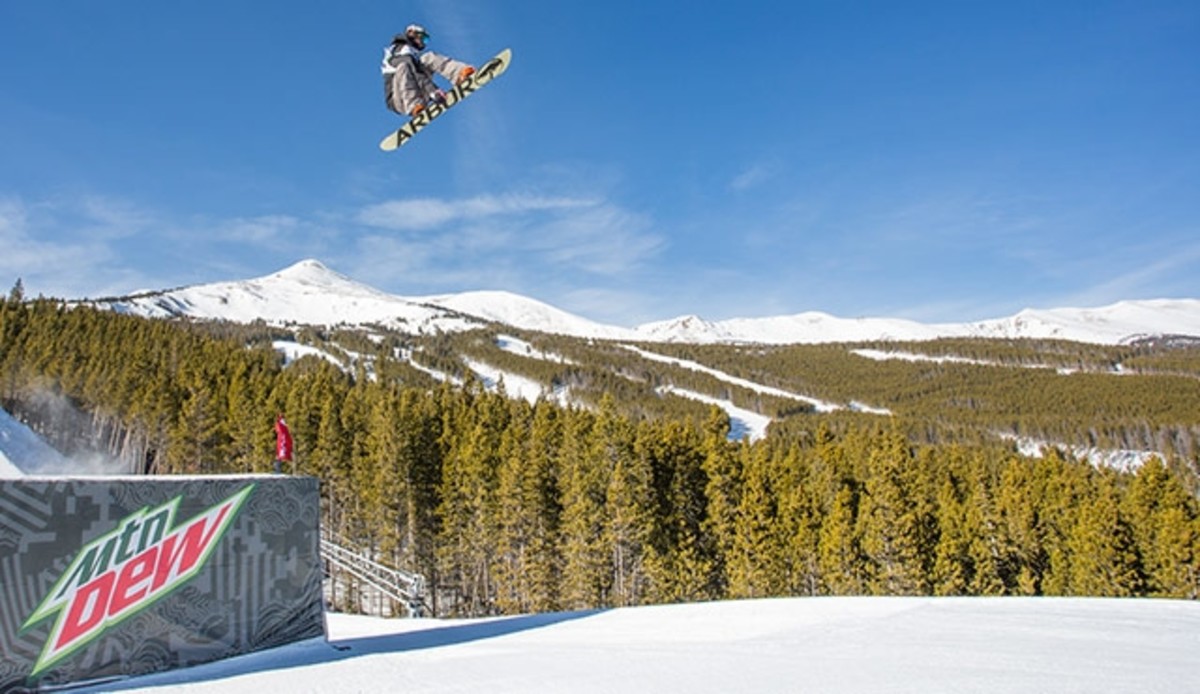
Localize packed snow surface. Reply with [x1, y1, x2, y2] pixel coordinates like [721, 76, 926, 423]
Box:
[75, 597, 1200, 694]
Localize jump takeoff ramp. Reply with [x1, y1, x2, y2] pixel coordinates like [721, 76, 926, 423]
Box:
[0, 476, 325, 691]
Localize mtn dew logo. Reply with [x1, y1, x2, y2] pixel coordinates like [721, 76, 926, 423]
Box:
[22, 485, 254, 678]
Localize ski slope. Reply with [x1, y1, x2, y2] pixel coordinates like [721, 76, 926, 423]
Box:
[74, 597, 1200, 694]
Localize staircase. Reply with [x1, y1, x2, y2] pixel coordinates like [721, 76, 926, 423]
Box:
[320, 533, 427, 618]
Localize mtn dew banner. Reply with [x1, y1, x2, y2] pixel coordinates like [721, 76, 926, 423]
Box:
[0, 476, 325, 690]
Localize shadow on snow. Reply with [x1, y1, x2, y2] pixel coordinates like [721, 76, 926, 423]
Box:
[74, 610, 606, 692]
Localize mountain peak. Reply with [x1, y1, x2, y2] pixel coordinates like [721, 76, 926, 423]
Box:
[88, 261, 1200, 345]
[282, 258, 330, 273]
[270, 259, 348, 285]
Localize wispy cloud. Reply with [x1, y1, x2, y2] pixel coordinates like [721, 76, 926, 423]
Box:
[0, 195, 126, 297]
[729, 163, 774, 192]
[213, 215, 304, 245]
[526, 203, 661, 275]
[342, 191, 663, 294]
[1052, 237, 1200, 308]
[357, 194, 599, 231]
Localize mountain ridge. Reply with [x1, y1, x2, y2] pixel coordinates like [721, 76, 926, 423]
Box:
[81, 259, 1200, 346]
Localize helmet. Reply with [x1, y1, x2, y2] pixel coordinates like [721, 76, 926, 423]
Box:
[406, 24, 430, 40]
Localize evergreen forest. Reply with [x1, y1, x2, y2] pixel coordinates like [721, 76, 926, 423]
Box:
[2, 294, 1198, 615]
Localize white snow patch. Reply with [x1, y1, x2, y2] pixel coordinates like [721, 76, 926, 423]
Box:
[495, 335, 574, 364]
[463, 358, 544, 404]
[657, 386, 773, 441]
[853, 348, 1029, 368]
[1, 407, 69, 477]
[853, 349, 1108, 375]
[623, 345, 847, 413]
[849, 400, 893, 416]
[71, 597, 1200, 694]
[0, 407, 125, 477]
[1003, 434, 1161, 472]
[273, 341, 345, 368]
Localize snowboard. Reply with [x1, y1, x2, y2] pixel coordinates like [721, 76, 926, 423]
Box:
[379, 48, 512, 152]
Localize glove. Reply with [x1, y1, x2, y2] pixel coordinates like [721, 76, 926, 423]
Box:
[429, 89, 447, 106]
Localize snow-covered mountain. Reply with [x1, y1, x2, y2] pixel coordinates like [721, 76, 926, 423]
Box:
[419, 289, 637, 341]
[96, 260, 483, 335]
[85, 260, 1200, 346]
[636, 312, 950, 344]
[93, 260, 634, 339]
[638, 300, 1200, 345]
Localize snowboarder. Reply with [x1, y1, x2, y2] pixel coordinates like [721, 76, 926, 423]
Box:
[382, 24, 476, 118]
[274, 414, 293, 474]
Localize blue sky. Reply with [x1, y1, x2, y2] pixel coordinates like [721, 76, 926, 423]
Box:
[1, 1, 1197, 326]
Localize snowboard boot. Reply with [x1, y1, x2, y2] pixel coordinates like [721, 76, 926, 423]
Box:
[455, 66, 476, 85]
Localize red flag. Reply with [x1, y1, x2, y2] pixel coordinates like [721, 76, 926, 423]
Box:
[275, 416, 293, 463]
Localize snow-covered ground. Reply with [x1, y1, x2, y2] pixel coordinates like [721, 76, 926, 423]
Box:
[854, 347, 1060, 370]
[0, 407, 69, 477]
[624, 345, 892, 415]
[74, 597, 1200, 694]
[495, 334, 574, 364]
[463, 357, 565, 406]
[273, 340, 347, 368]
[657, 385, 774, 441]
[1004, 434, 1161, 473]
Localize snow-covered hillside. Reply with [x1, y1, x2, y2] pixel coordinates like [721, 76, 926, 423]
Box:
[74, 597, 1200, 694]
[0, 407, 70, 477]
[421, 289, 637, 341]
[639, 300, 1200, 345]
[83, 260, 1200, 345]
[92, 260, 484, 335]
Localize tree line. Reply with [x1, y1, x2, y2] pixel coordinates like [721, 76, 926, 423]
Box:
[1, 297, 1197, 616]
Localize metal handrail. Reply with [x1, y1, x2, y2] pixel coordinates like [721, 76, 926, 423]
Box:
[320, 534, 426, 617]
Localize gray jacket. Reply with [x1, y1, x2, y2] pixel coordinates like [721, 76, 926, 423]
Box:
[381, 36, 469, 116]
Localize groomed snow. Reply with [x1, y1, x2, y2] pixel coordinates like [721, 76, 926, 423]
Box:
[624, 345, 849, 413]
[657, 385, 774, 441]
[74, 597, 1200, 694]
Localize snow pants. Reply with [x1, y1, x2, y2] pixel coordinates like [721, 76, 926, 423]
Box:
[388, 52, 472, 116]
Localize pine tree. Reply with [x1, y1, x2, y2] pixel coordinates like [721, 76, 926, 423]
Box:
[996, 457, 1046, 595]
[1124, 457, 1200, 598]
[857, 429, 925, 595]
[819, 483, 865, 594]
[1067, 472, 1144, 597]
[932, 477, 970, 595]
[436, 390, 506, 615]
[493, 410, 533, 613]
[700, 407, 740, 597]
[730, 444, 789, 598]
[559, 404, 612, 609]
[640, 420, 715, 603]
[521, 402, 565, 612]
[605, 410, 652, 607]
[777, 444, 822, 596]
[1147, 506, 1200, 599]
[964, 473, 1007, 595]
